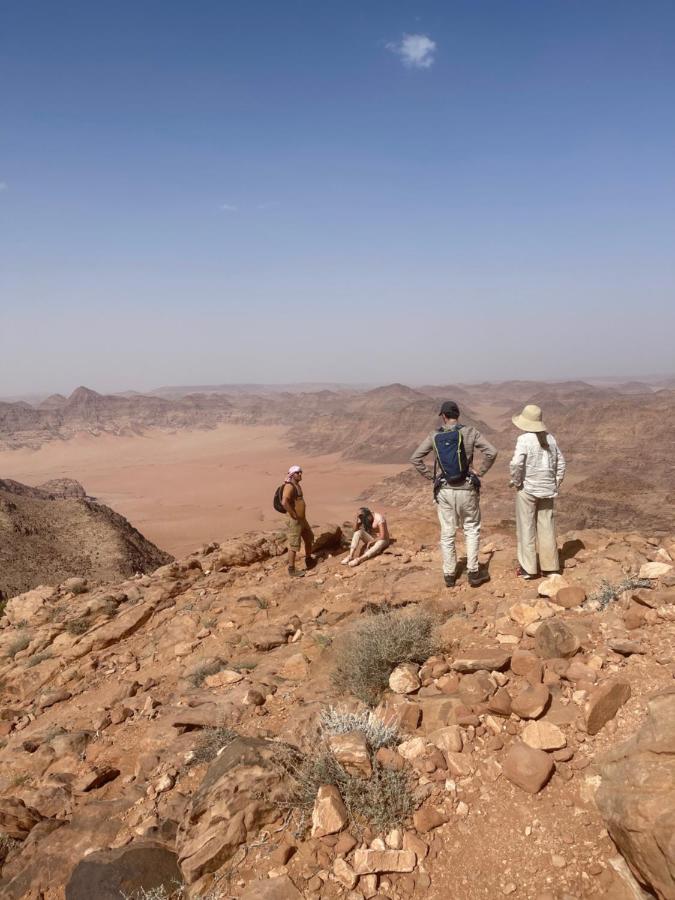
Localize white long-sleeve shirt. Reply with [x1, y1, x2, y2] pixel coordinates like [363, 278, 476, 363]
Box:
[509, 432, 566, 498]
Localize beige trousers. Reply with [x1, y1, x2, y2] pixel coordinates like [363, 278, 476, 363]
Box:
[350, 529, 390, 561]
[436, 486, 481, 574]
[515, 490, 559, 575]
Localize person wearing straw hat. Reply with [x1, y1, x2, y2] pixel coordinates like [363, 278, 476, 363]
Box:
[509, 405, 566, 579]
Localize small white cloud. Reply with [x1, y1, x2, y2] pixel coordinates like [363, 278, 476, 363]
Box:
[0, 182, 7, 191]
[256, 201, 279, 210]
[220, 203, 238, 212]
[387, 33, 436, 69]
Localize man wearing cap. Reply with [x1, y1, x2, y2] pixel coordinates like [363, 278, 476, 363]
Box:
[410, 401, 497, 587]
[282, 466, 316, 577]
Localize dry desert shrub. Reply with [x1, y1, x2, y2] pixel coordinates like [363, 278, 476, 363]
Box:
[332, 608, 438, 704]
[186, 658, 227, 688]
[66, 617, 91, 636]
[586, 576, 652, 610]
[6, 633, 30, 659]
[319, 706, 400, 750]
[24, 650, 53, 668]
[189, 726, 238, 766]
[282, 750, 413, 835]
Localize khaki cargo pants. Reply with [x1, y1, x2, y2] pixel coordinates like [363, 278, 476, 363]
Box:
[436, 486, 481, 574]
[287, 515, 314, 552]
[515, 490, 559, 575]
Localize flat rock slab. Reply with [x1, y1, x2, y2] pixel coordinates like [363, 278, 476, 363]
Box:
[65, 841, 180, 900]
[352, 848, 416, 874]
[451, 651, 511, 673]
[240, 875, 304, 900]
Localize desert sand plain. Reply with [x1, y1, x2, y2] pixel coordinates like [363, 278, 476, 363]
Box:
[0, 424, 403, 557]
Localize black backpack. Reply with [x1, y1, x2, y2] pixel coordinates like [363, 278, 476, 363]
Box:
[433, 426, 469, 485]
[273, 483, 289, 513]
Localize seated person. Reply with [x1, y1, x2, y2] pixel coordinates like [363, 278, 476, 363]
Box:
[341, 507, 390, 567]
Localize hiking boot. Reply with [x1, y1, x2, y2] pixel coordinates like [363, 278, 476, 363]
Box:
[516, 565, 536, 580]
[305, 556, 317, 571]
[288, 567, 305, 578]
[468, 568, 490, 588]
[443, 573, 456, 588]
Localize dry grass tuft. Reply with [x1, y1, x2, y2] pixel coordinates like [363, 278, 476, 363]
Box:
[332, 608, 437, 705]
[189, 726, 238, 766]
[320, 706, 400, 750]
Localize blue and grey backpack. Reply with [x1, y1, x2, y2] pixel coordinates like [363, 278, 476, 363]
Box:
[433, 426, 469, 486]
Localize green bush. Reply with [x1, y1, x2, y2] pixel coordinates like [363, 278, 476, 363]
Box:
[332, 608, 437, 704]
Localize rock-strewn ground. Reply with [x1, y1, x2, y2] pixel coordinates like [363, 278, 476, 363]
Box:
[0, 517, 673, 899]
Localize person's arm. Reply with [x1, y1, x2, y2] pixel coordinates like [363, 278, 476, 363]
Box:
[509, 437, 527, 488]
[473, 431, 498, 476]
[410, 434, 435, 481]
[555, 443, 566, 488]
[282, 483, 298, 518]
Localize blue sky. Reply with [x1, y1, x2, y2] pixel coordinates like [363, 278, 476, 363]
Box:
[2, 1, 674, 394]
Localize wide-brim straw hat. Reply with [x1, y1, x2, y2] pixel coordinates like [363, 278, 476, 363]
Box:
[512, 404, 547, 432]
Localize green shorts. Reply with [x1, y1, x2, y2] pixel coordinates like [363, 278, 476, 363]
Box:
[287, 516, 314, 551]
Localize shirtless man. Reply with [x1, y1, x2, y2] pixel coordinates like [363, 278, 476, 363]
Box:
[282, 465, 316, 577]
[341, 507, 390, 567]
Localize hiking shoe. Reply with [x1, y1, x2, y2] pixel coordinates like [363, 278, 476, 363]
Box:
[468, 569, 490, 588]
[516, 566, 536, 580]
[443, 573, 456, 588]
[305, 556, 317, 571]
[288, 567, 305, 578]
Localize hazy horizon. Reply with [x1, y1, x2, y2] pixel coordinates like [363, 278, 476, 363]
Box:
[1, 370, 673, 404]
[3, 1, 675, 394]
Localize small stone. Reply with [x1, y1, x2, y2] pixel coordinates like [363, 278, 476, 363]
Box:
[389, 664, 421, 694]
[553, 586, 586, 608]
[538, 574, 569, 598]
[203, 669, 244, 688]
[328, 732, 372, 778]
[397, 737, 428, 761]
[584, 681, 631, 735]
[502, 883, 517, 895]
[413, 807, 448, 833]
[311, 785, 348, 837]
[511, 684, 551, 719]
[608, 640, 643, 656]
[521, 721, 566, 751]
[502, 742, 555, 793]
[639, 562, 673, 579]
[279, 653, 310, 681]
[385, 828, 403, 850]
[534, 620, 580, 660]
[551, 854, 567, 868]
[428, 726, 463, 754]
[333, 858, 358, 889]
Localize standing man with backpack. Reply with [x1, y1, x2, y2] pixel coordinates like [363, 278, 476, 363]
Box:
[275, 465, 316, 578]
[411, 401, 497, 588]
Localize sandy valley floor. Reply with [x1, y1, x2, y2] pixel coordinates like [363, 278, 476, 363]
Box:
[0, 425, 403, 557]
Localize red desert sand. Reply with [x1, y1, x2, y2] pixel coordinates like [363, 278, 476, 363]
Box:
[0, 425, 402, 557]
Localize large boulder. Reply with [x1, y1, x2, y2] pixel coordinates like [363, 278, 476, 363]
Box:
[65, 842, 181, 900]
[596, 690, 675, 899]
[177, 736, 292, 884]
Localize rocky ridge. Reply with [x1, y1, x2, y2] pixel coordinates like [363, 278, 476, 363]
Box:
[0, 518, 673, 899]
[0, 478, 172, 599]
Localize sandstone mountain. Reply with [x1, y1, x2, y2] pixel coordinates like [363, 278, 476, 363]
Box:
[0, 515, 673, 899]
[0, 478, 172, 599]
